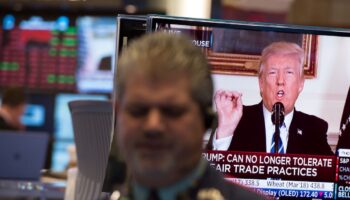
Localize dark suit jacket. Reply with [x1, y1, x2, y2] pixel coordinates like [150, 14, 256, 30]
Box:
[337, 124, 350, 150]
[122, 162, 267, 200]
[337, 87, 350, 149]
[208, 102, 334, 156]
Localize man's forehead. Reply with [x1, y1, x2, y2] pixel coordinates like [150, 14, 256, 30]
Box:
[127, 71, 189, 85]
[264, 54, 301, 67]
[265, 66, 298, 70]
[123, 75, 191, 96]
[265, 53, 301, 63]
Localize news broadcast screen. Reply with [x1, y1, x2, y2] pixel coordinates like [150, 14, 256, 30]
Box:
[148, 15, 350, 199]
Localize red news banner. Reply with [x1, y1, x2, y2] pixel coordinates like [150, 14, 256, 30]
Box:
[203, 151, 336, 182]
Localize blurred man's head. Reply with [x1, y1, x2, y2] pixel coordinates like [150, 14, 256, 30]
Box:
[115, 32, 213, 188]
[1, 87, 26, 120]
[258, 42, 305, 114]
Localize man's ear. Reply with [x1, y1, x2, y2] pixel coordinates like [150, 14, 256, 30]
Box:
[298, 78, 305, 94]
[258, 76, 264, 97]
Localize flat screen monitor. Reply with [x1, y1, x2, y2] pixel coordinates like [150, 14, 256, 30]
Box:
[75, 16, 117, 94]
[133, 15, 350, 199]
[102, 15, 147, 192]
[22, 94, 55, 134]
[115, 15, 147, 57]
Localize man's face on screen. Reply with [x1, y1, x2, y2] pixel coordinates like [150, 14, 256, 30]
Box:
[259, 54, 304, 114]
[116, 72, 205, 187]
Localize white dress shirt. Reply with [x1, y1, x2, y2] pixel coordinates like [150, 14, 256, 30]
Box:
[263, 105, 293, 153]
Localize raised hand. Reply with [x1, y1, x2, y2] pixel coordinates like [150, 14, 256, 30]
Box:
[214, 90, 243, 139]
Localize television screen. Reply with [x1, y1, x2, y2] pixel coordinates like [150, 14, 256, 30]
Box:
[102, 15, 147, 192]
[75, 16, 117, 94]
[115, 15, 147, 57]
[22, 94, 55, 133]
[22, 104, 45, 127]
[143, 15, 350, 199]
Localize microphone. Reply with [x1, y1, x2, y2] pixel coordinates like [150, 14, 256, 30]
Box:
[271, 102, 285, 127]
[271, 102, 285, 154]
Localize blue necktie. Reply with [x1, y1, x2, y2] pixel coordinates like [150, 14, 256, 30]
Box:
[270, 135, 284, 153]
[270, 124, 285, 154]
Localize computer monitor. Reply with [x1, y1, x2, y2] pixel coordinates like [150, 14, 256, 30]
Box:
[0, 131, 49, 181]
[115, 15, 147, 56]
[75, 16, 118, 94]
[22, 94, 55, 133]
[107, 14, 350, 199]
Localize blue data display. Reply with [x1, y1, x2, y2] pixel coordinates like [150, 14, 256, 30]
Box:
[256, 188, 334, 199]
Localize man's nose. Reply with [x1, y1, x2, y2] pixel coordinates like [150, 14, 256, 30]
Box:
[144, 108, 164, 130]
[277, 72, 285, 86]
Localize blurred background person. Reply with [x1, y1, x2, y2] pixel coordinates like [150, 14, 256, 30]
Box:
[0, 87, 27, 131]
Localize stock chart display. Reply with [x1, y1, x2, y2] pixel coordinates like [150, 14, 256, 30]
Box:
[0, 15, 77, 92]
